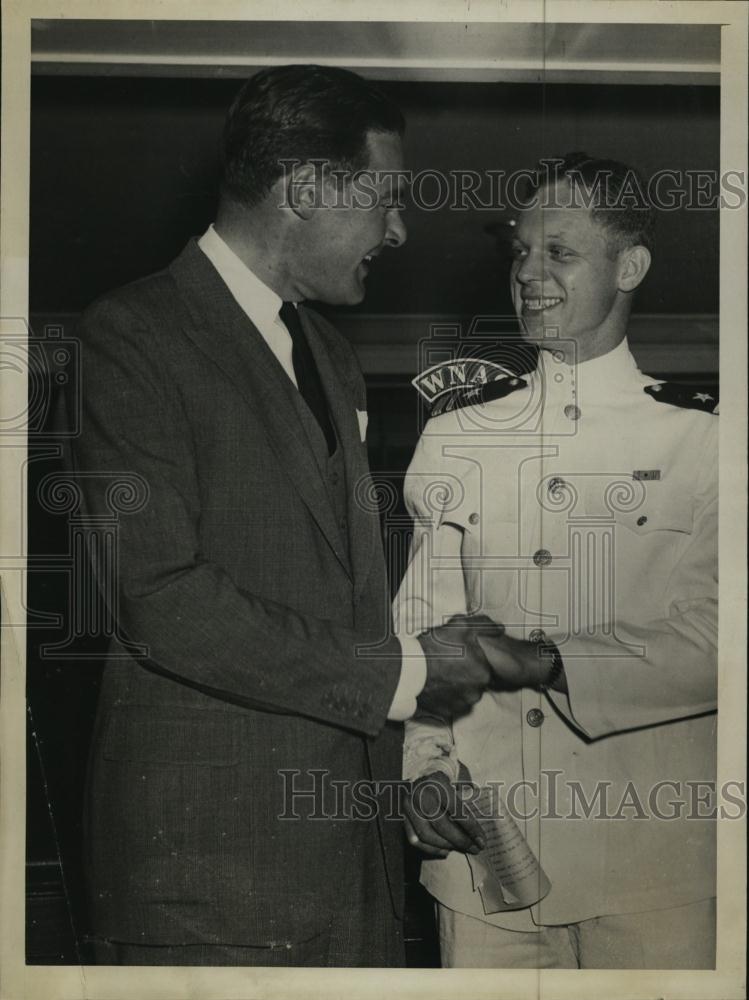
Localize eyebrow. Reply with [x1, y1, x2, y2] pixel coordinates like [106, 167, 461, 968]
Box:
[511, 232, 576, 244]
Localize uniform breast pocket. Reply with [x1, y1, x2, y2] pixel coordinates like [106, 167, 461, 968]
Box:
[614, 492, 694, 538]
[611, 491, 695, 604]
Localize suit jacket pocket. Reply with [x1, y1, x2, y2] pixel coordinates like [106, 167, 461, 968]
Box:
[101, 704, 242, 767]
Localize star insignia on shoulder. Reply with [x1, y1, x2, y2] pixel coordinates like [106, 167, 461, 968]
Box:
[644, 380, 719, 414]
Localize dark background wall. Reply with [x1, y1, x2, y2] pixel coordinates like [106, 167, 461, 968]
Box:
[26, 75, 719, 965]
[30, 77, 719, 317]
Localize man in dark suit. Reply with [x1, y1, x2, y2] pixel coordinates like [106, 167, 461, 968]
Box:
[71, 65, 493, 967]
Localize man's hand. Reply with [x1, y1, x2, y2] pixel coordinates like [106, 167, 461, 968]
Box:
[403, 768, 486, 859]
[477, 632, 568, 693]
[416, 613, 503, 718]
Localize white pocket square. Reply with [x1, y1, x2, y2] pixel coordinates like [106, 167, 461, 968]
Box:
[356, 409, 368, 443]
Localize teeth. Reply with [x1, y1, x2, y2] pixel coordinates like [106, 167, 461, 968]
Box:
[524, 297, 562, 311]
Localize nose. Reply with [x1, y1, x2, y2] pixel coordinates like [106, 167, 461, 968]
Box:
[514, 247, 544, 285]
[385, 208, 407, 248]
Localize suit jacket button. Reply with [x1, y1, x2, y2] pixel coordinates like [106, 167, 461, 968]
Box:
[468, 512, 480, 525]
[533, 548, 552, 567]
[564, 404, 581, 421]
[526, 708, 545, 727]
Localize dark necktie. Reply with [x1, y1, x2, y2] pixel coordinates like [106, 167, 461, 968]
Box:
[279, 301, 336, 455]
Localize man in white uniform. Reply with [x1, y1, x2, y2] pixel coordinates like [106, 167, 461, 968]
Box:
[398, 153, 718, 969]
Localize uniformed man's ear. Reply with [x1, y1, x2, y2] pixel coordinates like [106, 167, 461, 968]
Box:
[282, 163, 322, 221]
[618, 245, 651, 293]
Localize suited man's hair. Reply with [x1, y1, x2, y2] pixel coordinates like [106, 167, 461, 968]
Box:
[519, 152, 656, 255]
[220, 64, 405, 207]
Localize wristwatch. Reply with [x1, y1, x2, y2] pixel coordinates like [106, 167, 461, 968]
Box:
[537, 639, 565, 692]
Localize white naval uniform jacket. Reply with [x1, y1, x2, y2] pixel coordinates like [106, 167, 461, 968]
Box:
[396, 339, 718, 929]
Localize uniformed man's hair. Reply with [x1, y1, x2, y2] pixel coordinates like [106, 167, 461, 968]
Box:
[521, 152, 656, 255]
[220, 64, 405, 208]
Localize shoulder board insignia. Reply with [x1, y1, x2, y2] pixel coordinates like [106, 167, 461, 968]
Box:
[644, 381, 719, 414]
[412, 358, 527, 417]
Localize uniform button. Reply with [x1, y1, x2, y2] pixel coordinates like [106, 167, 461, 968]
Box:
[637, 515, 648, 526]
[547, 477, 565, 495]
[533, 548, 552, 567]
[468, 512, 480, 525]
[528, 628, 546, 643]
[526, 708, 545, 727]
[563, 404, 581, 421]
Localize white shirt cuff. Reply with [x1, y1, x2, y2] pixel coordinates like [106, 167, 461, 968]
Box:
[386, 637, 428, 721]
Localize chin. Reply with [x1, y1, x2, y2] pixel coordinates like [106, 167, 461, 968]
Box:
[522, 316, 564, 343]
[517, 318, 542, 341]
[339, 285, 366, 307]
[319, 280, 366, 307]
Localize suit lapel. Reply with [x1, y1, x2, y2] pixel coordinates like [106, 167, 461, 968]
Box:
[169, 241, 351, 579]
[300, 308, 377, 601]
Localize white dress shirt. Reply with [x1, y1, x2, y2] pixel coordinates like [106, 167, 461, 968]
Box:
[198, 225, 297, 385]
[198, 225, 425, 721]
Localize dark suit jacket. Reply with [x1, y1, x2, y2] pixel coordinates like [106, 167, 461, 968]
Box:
[72, 239, 405, 952]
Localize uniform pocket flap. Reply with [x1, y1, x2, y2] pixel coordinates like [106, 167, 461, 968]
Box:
[616, 495, 694, 536]
[102, 705, 242, 766]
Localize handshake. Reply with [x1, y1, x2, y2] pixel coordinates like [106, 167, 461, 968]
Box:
[415, 613, 555, 718]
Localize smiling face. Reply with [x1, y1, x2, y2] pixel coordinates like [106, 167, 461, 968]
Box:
[290, 130, 407, 305]
[510, 181, 635, 362]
